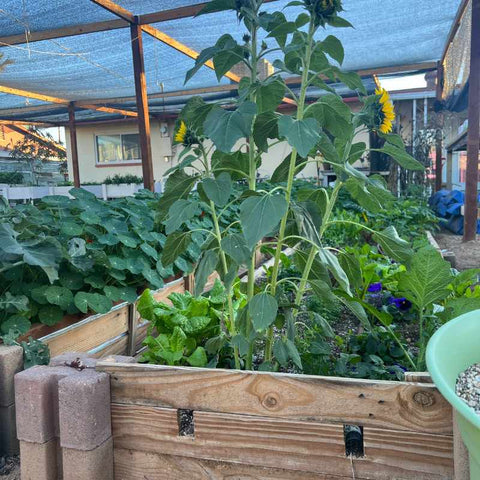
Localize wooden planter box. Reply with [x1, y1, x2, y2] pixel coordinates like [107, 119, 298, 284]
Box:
[96, 362, 455, 480]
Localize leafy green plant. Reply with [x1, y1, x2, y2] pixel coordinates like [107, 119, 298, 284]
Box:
[104, 174, 144, 185]
[0, 172, 23, 185]
[0, 187, 211, 338]
[157, 0, 424, 371]
[137, 280, 229, 367]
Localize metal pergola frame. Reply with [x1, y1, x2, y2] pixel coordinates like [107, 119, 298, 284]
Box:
[0, 0, 476, 213]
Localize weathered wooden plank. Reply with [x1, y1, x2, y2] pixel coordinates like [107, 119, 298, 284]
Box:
[97, 363, 453, 434]
[111, 404, 453, 479]
[111, 404, 350, 477]
[361, 426, 453, 479]
[89, 334, 128, 359]
[113, 449, 353, 480]
[151, 278, 185, 303]
[42, 305, 129, 357]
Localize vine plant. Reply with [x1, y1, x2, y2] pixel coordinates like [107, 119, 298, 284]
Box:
[157, 0, 423, 370]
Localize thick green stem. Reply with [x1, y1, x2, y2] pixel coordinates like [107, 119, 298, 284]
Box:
[417, 310, 425, 370]
[264, 20, 316, 362]
[294, 181, 344, 308]
[210, 200, 240, 369]
[244, 17, 260, 371]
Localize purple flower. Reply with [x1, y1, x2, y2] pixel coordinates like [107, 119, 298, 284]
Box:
[389, 297, 412, 311]
[367, 282, 382, 293]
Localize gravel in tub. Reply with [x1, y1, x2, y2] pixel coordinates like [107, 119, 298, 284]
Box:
[456, 363, 480, 414]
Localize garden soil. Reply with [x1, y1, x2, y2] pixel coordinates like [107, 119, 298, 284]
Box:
[0, 455, 20, 479]
[436, 232, 480, 270]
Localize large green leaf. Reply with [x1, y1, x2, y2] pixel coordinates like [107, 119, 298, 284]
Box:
[278, 116, 320, 158]
[248, 293, 278, 331]
[271, 153, 306, 183]
[372, 226, 413, 264]
[23, 239, 62, 283]
[194, 250, 219, 296]
[187, 346, 208, 367]
[140, 242, 159, 260]
[212, 37, 246, 81]
[255, 77, 286, 114]
[158, 170, 199, 220]
[164, 199, 199, 235]
[202, 172, 232, 207]
[338, 252, 362, 292]
[397, 246, 452, 311]
[162, 232, 192, 265]
[221, 233, 251, 264]
[204, 101, 257, 152]
[74, 292, 112, 314]
[304, 94, 351, 138]
[317, 248, 351, 295]
[239, 193, 288, 248]
[1, 315, 31, 335]
[253, 111, 279, 152]
[321, 35, 344, 64]
[211, 150, 250, 179]
[45, 286, 73, 310]
[0, 223, 22, 254]
[379, 144, 424, 171]
[38, 305, 63, 326]
[294, 250, 330, 284]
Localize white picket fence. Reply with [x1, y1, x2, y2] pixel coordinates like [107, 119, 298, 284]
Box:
[0, 182, 164, 202]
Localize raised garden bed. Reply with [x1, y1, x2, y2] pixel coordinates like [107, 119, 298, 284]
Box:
[97, 361, 455, 480]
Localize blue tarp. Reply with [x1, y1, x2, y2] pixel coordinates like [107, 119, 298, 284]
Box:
[0, 0, 463, 122]
[430, 190, 480, 235]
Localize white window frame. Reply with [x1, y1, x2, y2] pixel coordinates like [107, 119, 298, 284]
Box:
[94, 132, 142, 165]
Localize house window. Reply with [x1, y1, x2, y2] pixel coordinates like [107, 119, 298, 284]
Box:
[96, 133, 141, 164]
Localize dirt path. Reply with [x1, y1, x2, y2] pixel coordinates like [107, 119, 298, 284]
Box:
[436, 231, 480, 270]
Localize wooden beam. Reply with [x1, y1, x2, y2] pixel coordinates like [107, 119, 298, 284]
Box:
[90, 0, 135, 23]
[76, 83, 239, 106]
[0, 19, 127, 47]
[138, 0, 278, 24]
[68, 103, 81, 188]
[141, 25, 242, 83]
[89, 0, 242, 83]
[0, 2, 279, 47]
[130, 23, 154, 192]
[75, 63, 438, 108]
[0, 85, 137, 117]
[435, 61, 444, 192]
[463, 0, 480, 242]
[0, 119, 57, 127]
[80, 104, 138, 117]
[0, 85, 69, 104]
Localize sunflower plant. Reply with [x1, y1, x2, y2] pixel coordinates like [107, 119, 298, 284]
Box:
[156, 0, 424, 370]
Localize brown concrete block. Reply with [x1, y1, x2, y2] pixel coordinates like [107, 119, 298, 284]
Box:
[20, 438, 60, 480]
[15, 366, 79, 443]
[62, 436, 113, 480]
[0, 345, 23, 406]
[49, 352, 98, 369]
[58, 370, 111, 450]
[0, 403, 18, 455]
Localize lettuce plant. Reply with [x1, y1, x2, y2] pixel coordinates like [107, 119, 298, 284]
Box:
[156, 0, 424, 370]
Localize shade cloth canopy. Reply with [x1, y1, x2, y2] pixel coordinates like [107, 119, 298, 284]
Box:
[0, 0, 462, 123]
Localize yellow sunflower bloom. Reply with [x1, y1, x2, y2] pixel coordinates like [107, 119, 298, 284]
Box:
[174, 121, 187, 143]
[375, 87, 395, 134]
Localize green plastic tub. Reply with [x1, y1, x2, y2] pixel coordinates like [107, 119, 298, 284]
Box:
[426, 310, 480, 479]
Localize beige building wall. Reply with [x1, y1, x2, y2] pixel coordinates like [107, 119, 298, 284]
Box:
[65, 119, 174, 184]
[66, 118, 321, 183]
